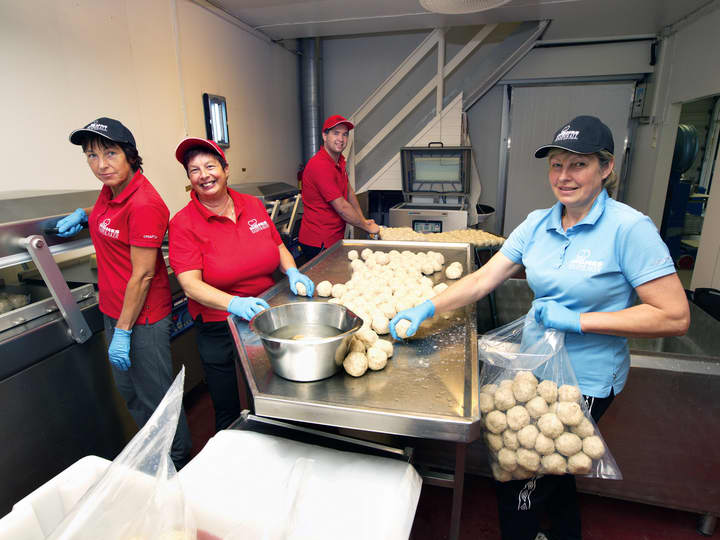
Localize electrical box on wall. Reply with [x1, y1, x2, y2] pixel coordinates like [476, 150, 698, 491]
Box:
[632, 80, 653, 121]
[203, 93, 230, 148]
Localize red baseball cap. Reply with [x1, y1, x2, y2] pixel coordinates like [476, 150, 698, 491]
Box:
[322, 115, 354, 132]
[174, 137, 226, 165]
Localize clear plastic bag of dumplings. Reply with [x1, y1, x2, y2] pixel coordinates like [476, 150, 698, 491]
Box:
[477, 311, 622, 482]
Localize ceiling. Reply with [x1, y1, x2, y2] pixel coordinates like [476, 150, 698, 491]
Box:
[209, 0, 713, 41]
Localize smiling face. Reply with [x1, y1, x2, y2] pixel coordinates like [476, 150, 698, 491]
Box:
[85, 141, 133, 196]
[548, 150, 613, 217]
[186, 151, 229, 201]
[322, 124, 349, 160]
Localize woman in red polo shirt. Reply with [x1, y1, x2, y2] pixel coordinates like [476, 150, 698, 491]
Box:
[56, 117, 192, 469]
[169, 137, 314, 431]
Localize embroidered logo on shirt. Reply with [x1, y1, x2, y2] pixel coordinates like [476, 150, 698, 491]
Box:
[142, 234, 159, 240]
[555, 125, 579, 142]
[248, 219, 270, 234]
[567, 248, 603, 272]
[98, 218, 120, 240]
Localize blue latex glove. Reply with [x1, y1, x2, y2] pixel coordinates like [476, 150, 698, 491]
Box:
[56, 208, 88, 237]
[108, 328, 132, 371]
[286, 267, 314, 297]
[228, 296, 271, 321]
[533, 299, 583, 334]
[389, 300, 435, 340]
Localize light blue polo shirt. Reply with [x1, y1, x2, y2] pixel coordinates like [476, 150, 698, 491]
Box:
[500, 189, 675, 397]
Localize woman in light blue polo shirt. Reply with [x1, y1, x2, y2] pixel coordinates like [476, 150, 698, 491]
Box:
[390, 115, 690, 540]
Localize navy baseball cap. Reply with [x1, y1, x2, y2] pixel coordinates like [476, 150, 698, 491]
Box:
[534, 115, 614, 158]
[69, 117, 136, 147]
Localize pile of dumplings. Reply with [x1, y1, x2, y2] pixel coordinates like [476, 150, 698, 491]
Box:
[480, 371, 607, 482]
[312, 247, 464, 377]
[379, 226, 504, 247]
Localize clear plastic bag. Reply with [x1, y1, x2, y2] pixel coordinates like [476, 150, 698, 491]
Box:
[478, 313, 622, 482]
[47, 368, 196, 539]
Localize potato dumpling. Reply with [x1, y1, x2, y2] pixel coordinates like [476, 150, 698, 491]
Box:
[541, 453, 567, 475]
[343, 352, 368, 377]
[506, 405, 530, 431]
[394, 319, 412, 339]
[485, 410, 508, 434]
[517, 424, 539, 449]
[558, 384, 582, 403]
[316, 280, 332, 297]
[556, 401, 584, 426]
[494, 387, 516, 411]
[366, 346, 388, 371]
[498, 448, 518, 472]
[582, 435, 606, 460]
[537, 413, 564, 439]
[503, 429, 520, 450]
[555, 432, 583, 457]
[537, 380, 558, 404]
[568, 452, 592, 474]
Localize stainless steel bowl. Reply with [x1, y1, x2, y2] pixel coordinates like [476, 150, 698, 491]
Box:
[249, 302, 363, 382]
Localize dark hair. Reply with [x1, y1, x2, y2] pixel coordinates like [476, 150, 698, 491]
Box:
[182, 147, 228, 175]
[80, 133, 143, 172]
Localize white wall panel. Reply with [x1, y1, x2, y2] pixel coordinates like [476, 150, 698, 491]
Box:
[503, 83, 635, 234]
[0, 0, 301, 215]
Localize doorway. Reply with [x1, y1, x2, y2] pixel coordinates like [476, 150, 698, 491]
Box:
[661, 96, 719, 288]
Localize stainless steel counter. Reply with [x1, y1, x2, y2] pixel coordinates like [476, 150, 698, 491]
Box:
[230, 239, 480, 442]
[230, 239, 480, 540]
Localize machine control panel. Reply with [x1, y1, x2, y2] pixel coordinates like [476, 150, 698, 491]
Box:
[413, 220, 443, 233]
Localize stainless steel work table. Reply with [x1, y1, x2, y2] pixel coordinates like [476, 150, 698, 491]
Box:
[230, 240, 481, 540]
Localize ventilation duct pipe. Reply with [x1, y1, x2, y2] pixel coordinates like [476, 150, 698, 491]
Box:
[299, 37, 323, 165]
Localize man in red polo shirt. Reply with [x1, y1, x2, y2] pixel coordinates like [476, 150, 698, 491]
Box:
[298, 115, 379, 259]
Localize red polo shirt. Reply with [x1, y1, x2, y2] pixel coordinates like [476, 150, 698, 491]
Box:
[169, 188, 282, 322]
[298, 147, 349, 248]
[89, 170, 171, 324]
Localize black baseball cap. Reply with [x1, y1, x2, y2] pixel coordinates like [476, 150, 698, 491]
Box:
[69, 117, 136, 147]
[534, 115, 614, 158]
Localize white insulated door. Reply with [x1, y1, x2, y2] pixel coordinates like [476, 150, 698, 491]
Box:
[503, 83, 635, 234]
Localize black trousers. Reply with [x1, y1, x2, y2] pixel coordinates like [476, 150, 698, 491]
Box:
[495, 391, 615, 540]
[194, 316, 241, 432]
[299, 242, 324, 262]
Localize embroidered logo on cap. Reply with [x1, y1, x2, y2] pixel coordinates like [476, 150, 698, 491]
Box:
[248, 219, 269, 234]
[555, 125, 579, 142]
[87, 122, 108, 132]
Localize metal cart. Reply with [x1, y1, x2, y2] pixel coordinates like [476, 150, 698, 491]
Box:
[229, 239, 481, 540]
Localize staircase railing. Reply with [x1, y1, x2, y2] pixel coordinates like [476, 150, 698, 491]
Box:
[345, 20, 549, 192]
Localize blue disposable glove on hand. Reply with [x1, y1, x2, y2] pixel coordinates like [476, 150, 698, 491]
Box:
[286, 267, 315, 297]
[533, 299, 583, 334]
[56, 208, 88, 237]
[228, 296, 271, 321]
[108, 328, 132, 371]
[389, 300, 435, 340]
